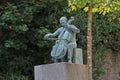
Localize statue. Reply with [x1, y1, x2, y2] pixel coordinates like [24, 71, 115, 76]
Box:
[44, 16, 80, 63]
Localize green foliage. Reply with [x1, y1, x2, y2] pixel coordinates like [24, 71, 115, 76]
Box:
[68, 0, 110, 9]
[0, 73, 29, 80]
[68, 0, 120, 18]
[73, 9, 120, 80]
[92, 13, 120, 80]
[5, 39, 27, 50]
[107, 1, 120, 21]
[68, 1, 120, 80]
[0, 0, 120, 80]
[0, 0, 69, 79]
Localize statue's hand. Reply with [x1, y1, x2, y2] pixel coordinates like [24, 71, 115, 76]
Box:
[70, 16, 74, 21]
[68, 16, 74, 24]
[43, 33, 53, 40]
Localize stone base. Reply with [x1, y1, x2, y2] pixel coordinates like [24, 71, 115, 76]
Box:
[34, 62, 88, 80]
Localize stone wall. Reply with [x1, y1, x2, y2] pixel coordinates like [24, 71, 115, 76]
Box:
[100, 49, 120, 80]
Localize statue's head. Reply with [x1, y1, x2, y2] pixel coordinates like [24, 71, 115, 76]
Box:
[59, 17, 67, 27]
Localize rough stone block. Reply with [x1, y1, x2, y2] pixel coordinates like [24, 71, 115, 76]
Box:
[34, 62, 88, 80]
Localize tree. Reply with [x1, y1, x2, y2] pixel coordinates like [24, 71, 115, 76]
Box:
[68, 0, 120, 80]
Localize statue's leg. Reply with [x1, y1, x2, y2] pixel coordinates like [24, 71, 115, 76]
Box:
[54, 59, 58, 63]
[61, 58, 64, 62]
[52, 58, 58, 63]
[67, 43, 74, 63]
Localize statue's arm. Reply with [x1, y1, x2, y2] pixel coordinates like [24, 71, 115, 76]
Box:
[72, 26, 80, 33]
[67, 17, 80, 33]
[52, 28, 62, 37]
[44, 28, 62, 40]
[67, 25, 80, 33]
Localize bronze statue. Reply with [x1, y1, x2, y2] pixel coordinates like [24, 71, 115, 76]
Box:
[44, 16, 80, 63]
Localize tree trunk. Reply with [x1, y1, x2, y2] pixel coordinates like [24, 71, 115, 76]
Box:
[87, 3, 93, 80]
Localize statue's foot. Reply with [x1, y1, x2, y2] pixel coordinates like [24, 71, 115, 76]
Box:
[54, 59, 58, 63]
[52, 58, 58, 63]
[68, 60, 72, 63]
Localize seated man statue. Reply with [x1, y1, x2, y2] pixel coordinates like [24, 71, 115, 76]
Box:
[44, 16, 80, 63]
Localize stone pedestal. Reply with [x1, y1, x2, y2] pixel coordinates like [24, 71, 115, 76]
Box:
[34, 62, 88, 80]
[73, 48, 83, 64]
